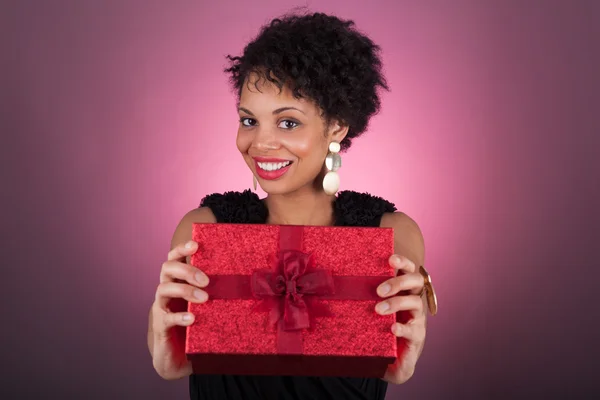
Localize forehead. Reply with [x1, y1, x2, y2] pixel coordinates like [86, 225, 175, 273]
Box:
[239, 71, 313, 109]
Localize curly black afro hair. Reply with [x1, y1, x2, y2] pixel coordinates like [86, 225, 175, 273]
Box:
[224, 11, 389, 151]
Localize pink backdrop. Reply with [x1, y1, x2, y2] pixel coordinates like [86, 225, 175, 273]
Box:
[2, 0, 598, 398]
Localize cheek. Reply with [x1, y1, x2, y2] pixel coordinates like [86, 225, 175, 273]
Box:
[236, 130, 251, 153]
[280, 131, 325, 160]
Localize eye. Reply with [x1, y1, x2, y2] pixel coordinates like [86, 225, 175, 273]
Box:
[278, 120, 300, 130]
[239, 117, 256, 127]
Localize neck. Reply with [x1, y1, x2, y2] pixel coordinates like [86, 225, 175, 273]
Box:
[264, 185, 336, 226]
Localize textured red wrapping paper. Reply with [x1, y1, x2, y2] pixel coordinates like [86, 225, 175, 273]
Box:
[185, 223, 397, 377]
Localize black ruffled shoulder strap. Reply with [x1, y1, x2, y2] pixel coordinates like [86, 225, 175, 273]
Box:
[199, 189, 396, 227]
[334, 190, 397, 227]
[199, 189, 268, 223]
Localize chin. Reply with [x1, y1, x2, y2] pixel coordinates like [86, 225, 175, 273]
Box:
[258, 181, 294, 195]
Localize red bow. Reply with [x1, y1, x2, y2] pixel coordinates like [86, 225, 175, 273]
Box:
[251, 249, 335, 331]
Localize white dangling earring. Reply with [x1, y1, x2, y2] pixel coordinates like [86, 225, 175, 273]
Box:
[323, 141, 341, 195]
[252, 175, 258, 191]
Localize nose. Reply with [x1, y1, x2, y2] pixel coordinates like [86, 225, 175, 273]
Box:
[252, 126, 281, 151]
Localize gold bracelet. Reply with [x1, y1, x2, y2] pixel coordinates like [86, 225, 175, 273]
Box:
[418, 265, 438, 316]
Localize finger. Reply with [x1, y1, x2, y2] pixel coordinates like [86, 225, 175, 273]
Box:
[375, 294, 423, 315]
[167, 240, 198, 262]
[389, 254, 417, 274]
[391, 318, 426, 342]
[155, 281, 209, 309]
[164, 311, 196, 330]
[377, 272, 425, 297]
[160, 259, 209, 287]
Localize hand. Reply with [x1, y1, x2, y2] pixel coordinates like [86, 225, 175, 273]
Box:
[376, 254, 427, 384]
[150, 240, 209, 380]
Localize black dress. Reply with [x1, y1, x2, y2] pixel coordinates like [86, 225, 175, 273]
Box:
[189, 190, 398, 400]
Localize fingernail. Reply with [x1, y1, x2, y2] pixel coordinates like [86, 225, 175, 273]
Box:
[392, 323, 401, 335]
[194, 289, 207, 301]
[393, 255, 403, 266]
[195, 272, 207, 286]
[376, 302, 390, 314]
[378, 284, 391, 296]
[185, 241, 194, 249]
[183, 313, 193, 322]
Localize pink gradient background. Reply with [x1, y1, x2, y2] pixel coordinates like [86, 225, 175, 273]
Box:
[2, 0, 598, 399]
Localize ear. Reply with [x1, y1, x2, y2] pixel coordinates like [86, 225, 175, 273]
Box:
[327, 119, 349, 144]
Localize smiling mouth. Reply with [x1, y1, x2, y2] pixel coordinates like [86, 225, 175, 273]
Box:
[253, 158, 294, 180]
[256, 160, 292, 171]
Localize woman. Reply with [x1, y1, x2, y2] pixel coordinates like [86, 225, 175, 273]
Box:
[148, 11, 437, 400]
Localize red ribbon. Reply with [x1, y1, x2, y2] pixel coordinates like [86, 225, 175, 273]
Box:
[205, 226, 385, 355]
[251, 249, 335, 332]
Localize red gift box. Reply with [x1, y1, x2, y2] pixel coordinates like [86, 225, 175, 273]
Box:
[185, 223, 397, 377]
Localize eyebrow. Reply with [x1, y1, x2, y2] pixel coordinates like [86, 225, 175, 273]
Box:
[238, 106, 306, 115]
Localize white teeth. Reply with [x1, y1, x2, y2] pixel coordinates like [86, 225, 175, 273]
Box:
[257, 161, 291, 171]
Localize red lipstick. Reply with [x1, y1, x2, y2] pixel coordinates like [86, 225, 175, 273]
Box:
[253, 157, 293, 180]
[253, 157, 291, 162]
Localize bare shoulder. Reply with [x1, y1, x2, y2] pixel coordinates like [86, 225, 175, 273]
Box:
[380, 211, 422, 236]
[380, 211, 425, 266]
[170, 207, 217, 251]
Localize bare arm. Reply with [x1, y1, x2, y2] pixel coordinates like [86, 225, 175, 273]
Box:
[379, 211, 427, 384]
[147, 207, 216, 358]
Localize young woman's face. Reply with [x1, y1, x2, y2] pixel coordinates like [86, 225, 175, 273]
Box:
[236, 73, 347, 195]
